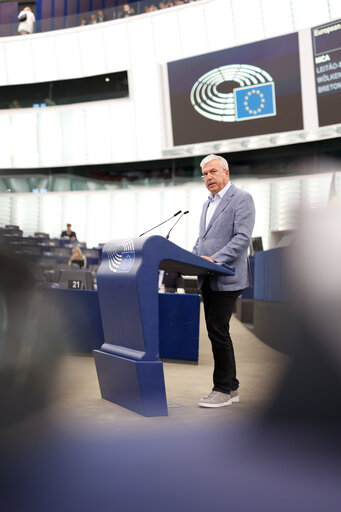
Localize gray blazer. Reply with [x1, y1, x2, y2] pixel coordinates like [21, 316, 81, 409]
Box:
[193, 183, 255, 291]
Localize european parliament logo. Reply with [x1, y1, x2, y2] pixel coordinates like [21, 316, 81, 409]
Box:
[116, 251, 135, 273]
[108, 239, 135, 273]
[234, 82, 276, 121]
[190, 64, 277, 123]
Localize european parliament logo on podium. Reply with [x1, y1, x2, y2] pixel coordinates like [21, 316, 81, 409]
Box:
[108, 239, 135, 273]
[234, 82, 276, 121]
[115, 251, 135, 273]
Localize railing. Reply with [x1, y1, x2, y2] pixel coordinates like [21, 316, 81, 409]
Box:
[0, 1, 200, 38]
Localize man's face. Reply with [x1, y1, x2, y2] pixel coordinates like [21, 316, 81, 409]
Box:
[202, 159, 229, 195]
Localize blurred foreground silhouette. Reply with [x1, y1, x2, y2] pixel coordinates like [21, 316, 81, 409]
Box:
[1, 206, 341, 512]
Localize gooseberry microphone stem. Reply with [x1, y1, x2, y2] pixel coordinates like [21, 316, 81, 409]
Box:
[139, 210, 182, 237]
[166, 211, 189, 240]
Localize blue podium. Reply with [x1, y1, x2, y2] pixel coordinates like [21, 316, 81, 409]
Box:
[94, 235, 235, 417]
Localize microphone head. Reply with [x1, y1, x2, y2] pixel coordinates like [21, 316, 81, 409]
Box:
[174, 210, 182, 216]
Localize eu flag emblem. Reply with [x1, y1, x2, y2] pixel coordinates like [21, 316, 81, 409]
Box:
[117, 251, 135, 273]
[234, 82, 276, 121]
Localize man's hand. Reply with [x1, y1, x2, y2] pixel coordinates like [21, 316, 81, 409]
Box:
[200, 255, 215, 262]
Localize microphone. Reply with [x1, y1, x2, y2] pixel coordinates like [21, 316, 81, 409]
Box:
[139, 210, 182, 237]
[166, 210, 189, 240]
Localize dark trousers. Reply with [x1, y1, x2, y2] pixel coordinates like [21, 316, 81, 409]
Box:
[201, 278, 243, 394]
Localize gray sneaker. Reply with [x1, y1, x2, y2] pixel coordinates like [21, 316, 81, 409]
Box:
[230, 390, 240, 403]
[198, 391, 232, 408]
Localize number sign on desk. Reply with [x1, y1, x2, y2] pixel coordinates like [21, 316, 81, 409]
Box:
[68, 279, 82, 289]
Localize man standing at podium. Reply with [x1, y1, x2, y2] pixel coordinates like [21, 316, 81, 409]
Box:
[193, 154, 255, 408]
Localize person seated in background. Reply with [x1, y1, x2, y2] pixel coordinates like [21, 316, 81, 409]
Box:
[17, 6, 35, 35]
[61, 223, 77, 240]
[90, 13, 98, 24]
[97, 10, 105, 22]
[80, 17, 88, 26]
[119, 3, 135, 18]
[44, 97, 56, 106]
[68, 247, 87, 269]
[10, 99, 21, 108]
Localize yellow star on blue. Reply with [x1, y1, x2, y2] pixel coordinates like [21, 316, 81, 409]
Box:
[234, 82, 276, 121]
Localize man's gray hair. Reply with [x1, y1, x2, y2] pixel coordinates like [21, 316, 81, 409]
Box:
[200, 154, 229, 171]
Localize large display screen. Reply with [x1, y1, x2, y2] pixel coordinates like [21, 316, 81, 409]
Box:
[167, 33, 303, 146]
[312, 19, 341, 127]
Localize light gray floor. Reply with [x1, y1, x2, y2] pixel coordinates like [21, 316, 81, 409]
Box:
[48, 306, 287, 434]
